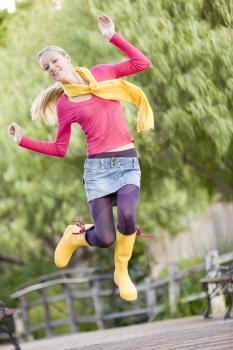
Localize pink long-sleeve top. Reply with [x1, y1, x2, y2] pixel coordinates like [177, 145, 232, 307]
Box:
[19, 33, 151, 157]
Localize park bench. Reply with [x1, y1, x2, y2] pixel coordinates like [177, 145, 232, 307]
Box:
[200, 263, 233, 320]
[0, 300, 21, 350]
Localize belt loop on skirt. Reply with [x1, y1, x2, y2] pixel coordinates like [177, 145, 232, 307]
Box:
[111, 158, 116, 167]
[100, 159, 104, 169]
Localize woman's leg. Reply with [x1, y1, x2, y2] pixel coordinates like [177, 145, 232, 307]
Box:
[114, 184, 140, 301]
[86, 183, 139, 248]
[54, 194, 115, 268]
[85, 195, 116, 248]
[116, 184, 140, 235]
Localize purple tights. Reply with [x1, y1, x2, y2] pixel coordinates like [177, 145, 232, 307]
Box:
[85, 184, 139, 248]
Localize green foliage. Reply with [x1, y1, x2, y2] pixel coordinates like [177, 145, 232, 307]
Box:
[0, 258, 55, 306]
[0, 9, 10, 47]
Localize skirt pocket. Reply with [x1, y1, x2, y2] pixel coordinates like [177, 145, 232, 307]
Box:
[83, 167, 106, 180]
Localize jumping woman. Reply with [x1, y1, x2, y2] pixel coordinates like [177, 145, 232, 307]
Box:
[8, 14, 154, 301]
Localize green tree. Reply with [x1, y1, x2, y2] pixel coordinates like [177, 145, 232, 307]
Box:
[0, 0, 232, 283]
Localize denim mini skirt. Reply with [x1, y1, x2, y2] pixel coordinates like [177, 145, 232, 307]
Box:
[82, 156, 141, 203]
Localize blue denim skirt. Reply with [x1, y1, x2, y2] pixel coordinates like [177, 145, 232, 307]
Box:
[82, 156, 141, 203]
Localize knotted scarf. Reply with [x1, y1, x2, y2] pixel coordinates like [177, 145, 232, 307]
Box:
[61, 67, 154, 132]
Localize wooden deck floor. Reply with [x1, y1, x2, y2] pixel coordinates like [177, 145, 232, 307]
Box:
[0, 316, 233, 350]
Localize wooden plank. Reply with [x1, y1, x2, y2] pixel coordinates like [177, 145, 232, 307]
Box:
[149, 278, 170, 288]
[15, 269, 111, 291]
[64, 283, 78, 333]
[168, 264, 180, 314]
[30, 315, 97, 332]
[181, 291, 206, 303]
[19, 295, 34, 341]
[40, 288, 53, 338]
[72, 291, 93, 299]
[11, 275, 114, 299]
[92, 280, 104, 330]
[144, 277, 156, 320]
[11, 277, 94, 299]
[201, 275, 233, 283]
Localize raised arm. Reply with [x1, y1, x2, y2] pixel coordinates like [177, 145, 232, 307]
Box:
[96, 14, 151, 79]
[108, 33, 151, 78]
[9, 112, 71, 158]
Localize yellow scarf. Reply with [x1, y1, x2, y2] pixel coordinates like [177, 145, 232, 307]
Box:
[61, 67, 154, 132]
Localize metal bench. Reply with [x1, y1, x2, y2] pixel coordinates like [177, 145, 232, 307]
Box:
[200, 264, 233, 320]
[0, 301, 21, 350]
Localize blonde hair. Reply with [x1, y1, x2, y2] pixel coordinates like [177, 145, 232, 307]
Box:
[31, 46, 67, 124]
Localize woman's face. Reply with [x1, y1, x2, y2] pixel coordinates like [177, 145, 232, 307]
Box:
[39, 50, 71, 82]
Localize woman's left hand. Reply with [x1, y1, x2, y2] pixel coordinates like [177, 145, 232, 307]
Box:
[98, 14, 115, 40]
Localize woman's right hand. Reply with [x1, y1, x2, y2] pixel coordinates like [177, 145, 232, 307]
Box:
[8, 122, 23, 144]
[98, 14, 115, 40]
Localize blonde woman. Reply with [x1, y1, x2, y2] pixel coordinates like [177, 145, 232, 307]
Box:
[8, 14, 154, 301]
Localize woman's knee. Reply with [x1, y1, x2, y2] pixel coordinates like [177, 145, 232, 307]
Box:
[98, 235, 115, 248]
[117, 208, 137, 235]
[95, 228, 116, 248]
[118, 208, 135, 223]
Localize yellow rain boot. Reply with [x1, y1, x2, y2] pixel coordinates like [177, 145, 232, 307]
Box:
[114, 230, 137, 301]
[54, 224, 93, 268]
